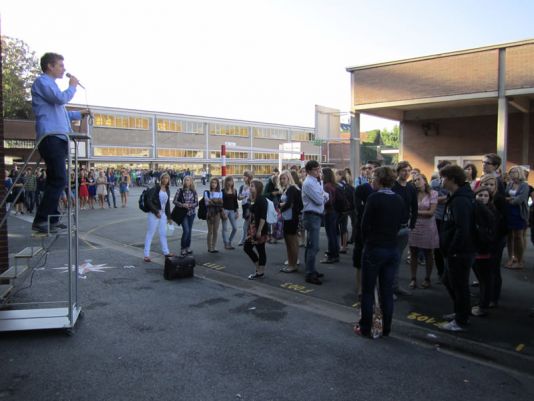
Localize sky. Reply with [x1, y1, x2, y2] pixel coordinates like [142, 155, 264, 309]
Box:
[2, 0, 534, 131]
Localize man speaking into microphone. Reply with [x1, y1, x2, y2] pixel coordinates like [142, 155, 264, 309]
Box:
[31, 52, 90, 233]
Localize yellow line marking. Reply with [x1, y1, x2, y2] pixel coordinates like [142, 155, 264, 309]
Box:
[516, 344, 525, 352]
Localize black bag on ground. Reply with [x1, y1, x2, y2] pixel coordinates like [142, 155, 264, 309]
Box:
[164, 255, 195, 280]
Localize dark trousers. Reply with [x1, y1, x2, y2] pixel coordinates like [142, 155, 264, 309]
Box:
[180, 213, 195, 250]
[244, 241, 266, 266]
[34, 137, 68, 225]
[443, 254, 475, 325]
[359, 245, 399, 336]
[491, 238, 506, 304]
[434, 220, 445, 277]
[25, 190, 36, 213]
[472, 258, 493, 308]
[106, 185, 117, 207]
[324, 211, 339, 258]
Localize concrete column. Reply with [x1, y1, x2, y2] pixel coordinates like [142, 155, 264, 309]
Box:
[350, 112, 361, 182]
[497, 48, 508, 170]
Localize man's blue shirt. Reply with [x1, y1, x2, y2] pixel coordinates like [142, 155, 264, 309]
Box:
[31, 74, 81, 142]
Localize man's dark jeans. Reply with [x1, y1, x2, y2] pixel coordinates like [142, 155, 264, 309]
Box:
[360, 245, 399, 336]
[34, 136, 68, 226]
[443, 254, 475, 325]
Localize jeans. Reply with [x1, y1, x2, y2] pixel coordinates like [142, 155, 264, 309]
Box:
[222, 209, 238, 246]
[25, 190, 36, 213]
[491, 238, 506, 304]
[106, 185, 117, 207]
[207, 214, 221, 251]
[472, 258, 493, 308]
[144, 212, 170, 257]
[393, 227, 410, 290]
[303, 213, 321, 277]
[359, 245, 399, 336]
[181, 213, 195, 250]
[443, 254, 475, 325]
[34, 136, 68, 225]
[324, 211, 339, 258]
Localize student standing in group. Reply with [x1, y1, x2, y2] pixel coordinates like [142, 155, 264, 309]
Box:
[119, 169, 130, 207]
[336, 169, 353, 254]
[354, 167, 404, 338]
[322, 168, 340, 264]
[392, 161, 418, 296]
[430, 160, 452, 280]
[96, 170, 108, 209]
[106, 167, 118, 208]
[87, 171, 96, 209]
[464, 163, 479, 191]
[143, 173, 174, 262]
[438, 165, 476, 332]
[173, 176, 198, 256]
[297, 168, 307, 247]
[205, 177, 223, 253]
[238, 171, 253, 247]
[221, 176, 239, 250]
[279, 170, 302, 273]
[264, 172, 282, 244]
[408, 174, 439, 289]
[504, 166, 530, 269]
[471, 186, 499, 317]
[302, 160, 329, 285]
[23, 167, 37, 214]
[481, 153, 506, 195]
[244, 180, 268, 280]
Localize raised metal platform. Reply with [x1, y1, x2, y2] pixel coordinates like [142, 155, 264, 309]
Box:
[0, 306, 82, 332]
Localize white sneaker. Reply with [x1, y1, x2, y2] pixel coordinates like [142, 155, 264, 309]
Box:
[438, 320, 465, 332]
[284, 259, 301, 266]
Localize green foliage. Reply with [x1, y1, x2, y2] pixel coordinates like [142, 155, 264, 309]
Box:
[2, 36, 40, 119]
[380, 125, 400, 148]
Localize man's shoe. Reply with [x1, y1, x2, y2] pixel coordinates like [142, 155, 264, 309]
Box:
[471, 306, 488, 317]
[32, 222, 57, 234]
[52, 222, 68, 230]
[394, 287, 412, 296]
[305, 275, 322, 285]
[442, 313, 456, 321]
[316, 272, 324, 278]
[320, 258, 337, 264]
[438, 320, 466, 332]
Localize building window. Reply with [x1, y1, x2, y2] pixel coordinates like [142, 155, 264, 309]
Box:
[4, 139, 35, 149]
[156, 119, 203, 134]
[253, 127, 288, 140]
[209, 123, 248, 137]
[210, 151, 248, 159]
[291, 131, 314, 141]
[157, 149, 204, 158]
[94, 114, 149, 130]
[304, 154, 319, 161]
[93, 147, 151, 157]
[254, 152, 278, 160]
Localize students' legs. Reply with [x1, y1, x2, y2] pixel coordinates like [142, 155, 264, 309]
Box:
[158, 213, 170, 255]
[144, 213, 159, 257]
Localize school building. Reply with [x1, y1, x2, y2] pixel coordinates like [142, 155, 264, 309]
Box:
[3, 106, 319, 177]
[347, 39, 534, 182]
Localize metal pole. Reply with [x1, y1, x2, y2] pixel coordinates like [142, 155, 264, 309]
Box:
[350, 112, 361, 183]
[497, 48, 508, 171]
[74, 139, 79, 307]
[221, 144, 227, 178]
[67, 137, 73, 324]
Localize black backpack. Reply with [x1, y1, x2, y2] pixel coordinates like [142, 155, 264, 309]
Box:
[138, 187, 152, 213]
[334, 185, 351, 213]
[342, 183, 355, 211]
[473, 201, 497, 253]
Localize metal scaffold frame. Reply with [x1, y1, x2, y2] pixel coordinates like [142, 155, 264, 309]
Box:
[0, 132, 90, 333]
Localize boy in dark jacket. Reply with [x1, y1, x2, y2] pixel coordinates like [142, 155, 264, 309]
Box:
[438, 165, 476, 331]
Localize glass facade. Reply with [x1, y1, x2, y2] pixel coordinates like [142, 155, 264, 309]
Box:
[93, 147, 151, 157]
[157, 119, 203, 134]
[209, 124, 249, 137]
[291, 131, 314, 141]
[94, 113, 149, 130]
[253, 127, 288, 140]
[157, 149, 204, 158]
[210, 151, 249, 159]
[4, 139, 35, 149]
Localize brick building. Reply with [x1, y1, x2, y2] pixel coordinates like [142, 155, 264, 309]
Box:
[347, 39, 534, 182]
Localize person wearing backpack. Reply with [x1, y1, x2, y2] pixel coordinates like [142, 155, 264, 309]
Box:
[471, 187, 499, 317]
[322, 168, 340, 264]
[237, 171, 253, 246]
[279, 170, 302, 273]
[437, 165, 476, 332]
[244, 180, 269, 279]
[143, 173, 174, 262]
[205, 177, 223, 253]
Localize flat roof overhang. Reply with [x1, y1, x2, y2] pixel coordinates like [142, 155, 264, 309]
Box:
[352, 88, 534, 121]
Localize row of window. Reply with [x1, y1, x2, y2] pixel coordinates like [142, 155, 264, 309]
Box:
[4, 140, 35, 149]
[92, 147, 318, 161]
[93, 113, 314, 140]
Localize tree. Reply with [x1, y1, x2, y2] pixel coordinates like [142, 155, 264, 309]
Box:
[1, 36, 40, 119]
[380, 125, 400, 148]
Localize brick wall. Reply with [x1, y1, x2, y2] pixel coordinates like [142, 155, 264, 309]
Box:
[506, 44, 534, 90]
[353, 50, 499, 105]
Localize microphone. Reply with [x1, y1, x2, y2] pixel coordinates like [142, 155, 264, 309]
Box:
[66, 73, 85, 89]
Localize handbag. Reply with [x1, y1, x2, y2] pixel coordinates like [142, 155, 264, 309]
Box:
[166, 223, 175, 237]
[171, 206, 187, 225]
[197, 191, 208, 220]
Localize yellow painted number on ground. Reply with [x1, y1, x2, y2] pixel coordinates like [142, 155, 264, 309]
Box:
[280, 282, 314, 294]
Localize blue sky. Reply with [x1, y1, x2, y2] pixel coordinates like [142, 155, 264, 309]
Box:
[1, 0, 533, 130]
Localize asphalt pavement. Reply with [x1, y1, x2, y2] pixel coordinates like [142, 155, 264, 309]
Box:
[1, 185, 534, 400]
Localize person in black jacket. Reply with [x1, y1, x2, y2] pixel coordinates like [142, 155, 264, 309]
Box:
[244, 180, 268, 280]
[279, 170, 302, 273]
[143, 173, 174, 262]
[438, 165, 476, 331]
[354, 167, 404, 338]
